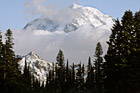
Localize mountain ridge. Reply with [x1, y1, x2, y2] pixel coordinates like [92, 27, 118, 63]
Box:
[23, 3, 115, 33]
[18, 51, 54, 83]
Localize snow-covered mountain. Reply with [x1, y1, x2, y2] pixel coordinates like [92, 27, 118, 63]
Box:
[18, 51, 88, 83]
[18, 51, 54, 82]
[23, 3, 115, 33]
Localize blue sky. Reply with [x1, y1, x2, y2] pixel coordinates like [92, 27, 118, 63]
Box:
[0, 0, 140, 31]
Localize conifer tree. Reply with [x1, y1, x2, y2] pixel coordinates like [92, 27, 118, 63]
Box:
[86, 57, 91, 87]
[104, 11, 139, 93]
[2, 29, 21, 92]
[54, 64, 59, 93]
[94, 42, 104, 93]
[81, 64, 85, 91]
[56, 49, 65, 92]
[132, 10, 140, 92]
[121, 11, 134, 67]
[22, 59, 32, 92]
[104, 19, 124, 93]
[90, 65, 95, 91]
[47, 70, 52, 92]
[134, 11, 140, 53]
[5, 29, 15, 57]
[51, 63, 56, 93]
[56, 49, 65, 67]
[71, 63, 75, 91]
[86, 57, 95, 92]
[76, 62, 82, 91]
[66, 59, 69, 82]
[64, 59, 71, 92]
[88, 57, 92, 71]
[0, 31, 4, 92]
[0, 31, 3, 59]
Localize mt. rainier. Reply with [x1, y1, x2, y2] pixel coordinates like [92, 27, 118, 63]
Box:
[23, 4, 114, 33]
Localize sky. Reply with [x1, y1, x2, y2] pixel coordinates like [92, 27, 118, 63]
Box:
[0, 0, 140, 31]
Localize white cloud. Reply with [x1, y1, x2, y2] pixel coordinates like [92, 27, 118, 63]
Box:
[24, 0, 81, 24]
[13, 25, 111, 64]
[33, 30, 53, 36]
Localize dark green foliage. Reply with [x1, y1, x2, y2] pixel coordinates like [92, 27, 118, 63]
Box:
[56, 50, 65, 92]
[103, 19, 123, 93]
[76, 62, 85, 92]
[104, 10, 140, 93]
[65, 59, 71, 91]
[5, 29, 15, 58]
[22, 59, 32, 92]
[94, 42, 104, 93]
[86, 57, 95, 92]
[0, 29, 22, 92]
[71, 63, 76, 90]
[56, 49, 65, 67]
[0, 31, 4, 92]
[133, 11, 140, 92]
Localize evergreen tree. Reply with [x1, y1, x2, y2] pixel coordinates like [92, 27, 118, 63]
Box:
[90, 65, 95, 92]
[76, 62, 82, 92]
[64, 59, 71, 92]
[56, 49, 65, 92]
[104, 10, 140, 93]
[54, 63, 59, 93]
[104, 19, 125, 93]
[121, 10, 134, 67]
[5, 29, 15, 59]
[0, 31, 4, 92]
[4, 29, 15, 81]
[56, 49, 65, 67]
[66, 59, 69, 82]
[94, 42, 104, 93]
[86, 57, 95, 92]
[1, 29, 21, 92]
[120, 10, 137, 93]
[71, 63, 76, 92]
[81, 64, 85, 91]
[51, 63, 56, 93]
[32, 75, 38, 92]
[22, 59, 32, 92]
[88, 57, 92, 71]
[132, 10, 140, 92]
[48, 70, 52, 92]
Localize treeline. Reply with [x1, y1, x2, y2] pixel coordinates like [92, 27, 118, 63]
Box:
[19, 43, 104, 93]
[0, 10, 140, 93]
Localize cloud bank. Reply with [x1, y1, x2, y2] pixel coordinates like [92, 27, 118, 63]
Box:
[13, 25, 111, 64]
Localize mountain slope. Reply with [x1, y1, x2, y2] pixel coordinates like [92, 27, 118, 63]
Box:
[18, 51, 53, 82]
[18, 51, 88, 83]
[23, 4, 114, 33]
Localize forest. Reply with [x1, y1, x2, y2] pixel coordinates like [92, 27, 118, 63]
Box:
[0, 10, 140, 93]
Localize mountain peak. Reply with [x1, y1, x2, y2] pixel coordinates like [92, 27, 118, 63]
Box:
[23, 4, 114, 32]
[69, 3, 82, 9]
[27, 51, 36, 56]
[18, 52, 53, 83]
